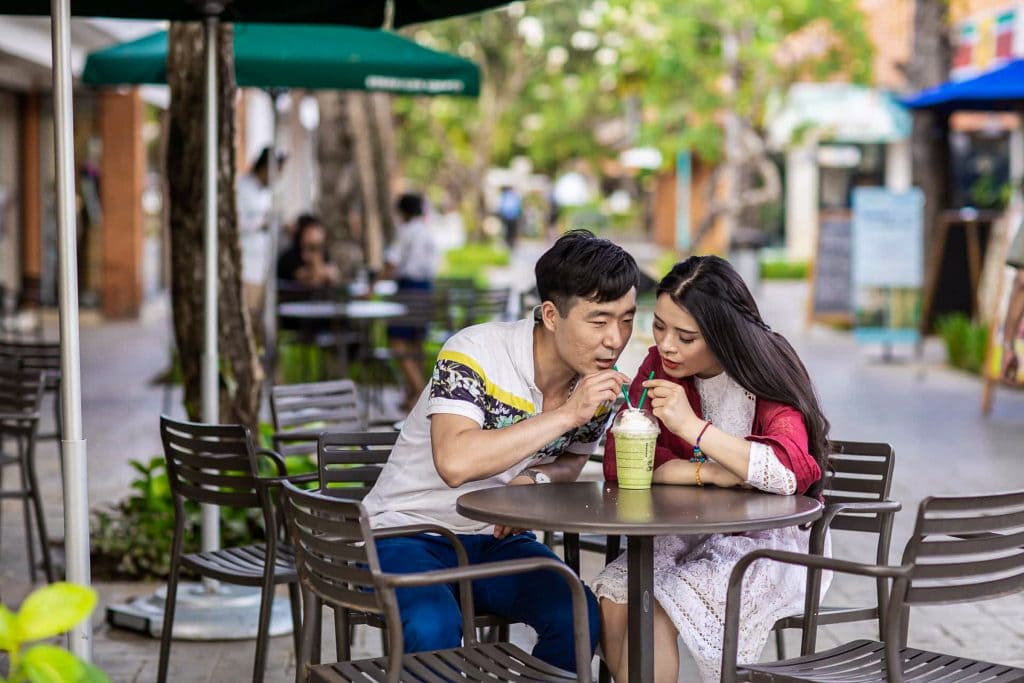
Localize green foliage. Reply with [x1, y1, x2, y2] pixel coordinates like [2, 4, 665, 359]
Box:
[395, 0, 872, 193]
[761, 259, 809, 280]
[90, 456, 264, 580]
[967, 174, 1013, 210]
[440, 244, 511, 284]
[936, 313, 989, 374]
[0, 583, 109, 683]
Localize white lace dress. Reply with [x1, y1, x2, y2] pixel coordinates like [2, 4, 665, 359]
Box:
[592, 372, 831, 681]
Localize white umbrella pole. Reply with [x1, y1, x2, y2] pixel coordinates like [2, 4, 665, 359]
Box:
[200, 13, 221, 555]
[50, 0, 92, 661]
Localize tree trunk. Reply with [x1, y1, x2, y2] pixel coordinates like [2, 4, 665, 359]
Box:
[316, 92, 397, 277]
[166, 22, 263, 429]
[908, 0, 951, 268]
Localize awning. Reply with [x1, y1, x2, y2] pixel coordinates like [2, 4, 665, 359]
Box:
[902, 58, 1024, 113]
[768, 83, 912, 148]
[82, 23, 480, 96]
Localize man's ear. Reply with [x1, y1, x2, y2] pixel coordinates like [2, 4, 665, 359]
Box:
[540, 300, 561, 331]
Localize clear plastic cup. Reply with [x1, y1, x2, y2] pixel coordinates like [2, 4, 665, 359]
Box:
[611, 408, 660, 490]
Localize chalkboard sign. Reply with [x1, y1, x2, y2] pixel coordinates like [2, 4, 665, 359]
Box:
[809, 212, 853, 323]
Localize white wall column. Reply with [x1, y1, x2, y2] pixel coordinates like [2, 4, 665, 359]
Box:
[886, 139, 912, 192]
[785, 143, 819, 262]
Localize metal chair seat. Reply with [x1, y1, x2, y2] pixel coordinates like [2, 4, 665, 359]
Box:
[309, 641, 576, 682]
[182, 543, 297, 585]
[740, 639, 1024, 682]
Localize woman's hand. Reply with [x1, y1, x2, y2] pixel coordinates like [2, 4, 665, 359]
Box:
[643, 379, 699, 438]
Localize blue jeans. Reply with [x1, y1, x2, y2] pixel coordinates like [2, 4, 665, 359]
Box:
[374, 531, 600, 673]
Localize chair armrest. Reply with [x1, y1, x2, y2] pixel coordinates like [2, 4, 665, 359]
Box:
[256, 472, 319, 486]
[272, 431, 322, 448]
[379, 556, 592, 681]
[810, 499, 902, 553]
[720, 549, 910, 683]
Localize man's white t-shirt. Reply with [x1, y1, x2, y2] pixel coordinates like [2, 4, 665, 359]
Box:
[362, 316, 613, 534]
[384, 216, 438, 282]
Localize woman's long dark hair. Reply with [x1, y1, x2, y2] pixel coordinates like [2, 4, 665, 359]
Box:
[658, 256, 831, 496]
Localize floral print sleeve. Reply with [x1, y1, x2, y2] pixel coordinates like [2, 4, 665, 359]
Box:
[427, 356, 489, 426]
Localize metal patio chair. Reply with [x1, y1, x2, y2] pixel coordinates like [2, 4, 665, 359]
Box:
[270, 379, 364, 462]
[305, 431, 510, 664]
[772, 440, 900, 658]
[157, 416, 303, 683]
[0, 363, 54, 584]
[721, 488, 1024, 682]
[282, 480, 593, 682]
[0, 339, 62, 457]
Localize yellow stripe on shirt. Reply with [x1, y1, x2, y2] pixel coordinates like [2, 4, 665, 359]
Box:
[437, 350, 536, 415]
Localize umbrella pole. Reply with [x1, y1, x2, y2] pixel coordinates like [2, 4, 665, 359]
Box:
[200, 12, 221, 557]
[50, 0, 92, 661]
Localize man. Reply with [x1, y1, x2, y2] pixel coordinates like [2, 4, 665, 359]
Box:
[381, 193, 439, 410]
[1001, 223, 1024, 382]
[497, 185, 522, 249]
[362, 230, 639, 673]
[237, 146, 285, 334]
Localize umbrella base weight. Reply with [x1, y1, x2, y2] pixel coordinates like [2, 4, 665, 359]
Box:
[106, 582, 293, 640]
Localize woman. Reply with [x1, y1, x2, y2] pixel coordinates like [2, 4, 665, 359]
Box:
[595, 256, 832, 682]
[277, 214, 340, 290]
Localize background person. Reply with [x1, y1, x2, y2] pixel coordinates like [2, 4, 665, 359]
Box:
[237, 146, 285, 329]
[276, 213, 340, 290]
[382, 193, 439, 410]
[596, 255, 832, 683]
[361, 230, 640, 674]
[1001, 224, 1024, 382]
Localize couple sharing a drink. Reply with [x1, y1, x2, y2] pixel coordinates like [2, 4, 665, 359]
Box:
[360, 230, 831, 681]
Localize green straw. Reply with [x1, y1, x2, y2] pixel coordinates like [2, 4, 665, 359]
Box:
[636, 370, 656, 410]
[613, 365, 632, 408]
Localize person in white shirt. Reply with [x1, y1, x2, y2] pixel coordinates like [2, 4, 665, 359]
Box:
[236, 147, 284, 337]
[382, 193, 439, 409]
[362, 230, 640, 675]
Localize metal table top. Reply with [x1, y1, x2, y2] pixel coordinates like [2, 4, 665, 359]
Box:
[457, 481, 823, 536]
[277, 300, 408, 320]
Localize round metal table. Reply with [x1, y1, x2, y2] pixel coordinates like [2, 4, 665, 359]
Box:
[457, 481, 823, 683]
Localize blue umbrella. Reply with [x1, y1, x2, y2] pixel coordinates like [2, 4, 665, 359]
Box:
[903, 58, 1024, 112]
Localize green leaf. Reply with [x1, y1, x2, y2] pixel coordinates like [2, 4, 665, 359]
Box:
[0, 603, 19, 652]
[20, 644, 110, 683]
[15, 584, 97, 643]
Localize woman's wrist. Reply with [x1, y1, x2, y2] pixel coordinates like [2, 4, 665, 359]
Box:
[682, 415, 708, 444]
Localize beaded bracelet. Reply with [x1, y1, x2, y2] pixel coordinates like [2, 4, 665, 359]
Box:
[690, 420, 712, 463]
[694, 459, 704, 487]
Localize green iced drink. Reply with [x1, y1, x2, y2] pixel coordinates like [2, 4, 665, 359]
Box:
[612, 408, 659, 490]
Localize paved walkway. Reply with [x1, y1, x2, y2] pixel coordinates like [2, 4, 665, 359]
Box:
[2, 238, 1023, 680]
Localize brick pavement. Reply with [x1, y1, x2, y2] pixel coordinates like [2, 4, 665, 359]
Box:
[2, 242, 1023, 680]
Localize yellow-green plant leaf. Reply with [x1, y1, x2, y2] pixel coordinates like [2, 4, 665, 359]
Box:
[0, 603, 19, 652]
[15, 584, 97, 643]
[20, 645, 85, 683]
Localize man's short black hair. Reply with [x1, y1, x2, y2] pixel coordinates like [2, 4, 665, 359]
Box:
[396, 193, 424, 218]
[535, 229, 639, 316]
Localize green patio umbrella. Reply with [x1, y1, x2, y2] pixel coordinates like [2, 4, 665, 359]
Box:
[82, 23, 480, 96]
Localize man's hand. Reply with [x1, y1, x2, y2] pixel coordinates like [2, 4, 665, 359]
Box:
[560, 369, 631, 428]
[493, 475, 533, 538]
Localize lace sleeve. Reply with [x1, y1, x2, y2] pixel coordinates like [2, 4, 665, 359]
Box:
[746, 442, 797, 494]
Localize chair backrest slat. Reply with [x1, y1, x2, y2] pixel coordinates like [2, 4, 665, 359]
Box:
[823, 440, 895, 534]
[282, 481, 388, 617]
[160, 416, 262, 509]
[904, 490, 1024, 606]
[317, 431, 398, 498]
[0, 365, 44, 415]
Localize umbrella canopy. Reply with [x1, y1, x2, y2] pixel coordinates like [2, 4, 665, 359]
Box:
[2, 0, 511, 26]
[767, 83, 912, 148]
[83, 23, 480, 95]
[902, 58, 1024, 113]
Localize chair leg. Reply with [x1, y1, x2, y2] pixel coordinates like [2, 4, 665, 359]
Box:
[298, 588, 320, 683]
[157, 555, 183, 683]
[599, 661, 612, 683]
[333, 607, 350, 661]
[288, 583, 302, 671]
[774, 628, 786, 660]
[25, 435, 54, 582]
[253, 576, 276, 683]
[18, 445, 37, 583]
